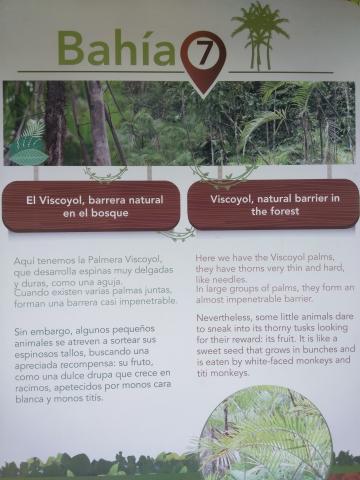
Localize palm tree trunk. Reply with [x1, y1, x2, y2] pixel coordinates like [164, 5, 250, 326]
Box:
[181, 87, 196, 163]
[210, 131, 215, 166]
[71, 91, 90, 165]
[45, 81, 66, 165]
[32, 81, 44, 178]
[86, 81, 111, 166]
[324, 121, 332, 179]
[104, 105, 127, 165]
[319, 118, 324, 163]
[317, 95, 324, 162]
[343, 82, 354, 162]
[14, 82, 24, 138]
[273, 92, 277, 151]
[302, 113, 309, 164]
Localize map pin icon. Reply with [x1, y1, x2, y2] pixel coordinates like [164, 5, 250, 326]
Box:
[181, 31, 226, 97]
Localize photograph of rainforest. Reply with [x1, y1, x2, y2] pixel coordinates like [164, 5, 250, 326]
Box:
[3, 81, 355, 167]
[199, 386, 333, 480]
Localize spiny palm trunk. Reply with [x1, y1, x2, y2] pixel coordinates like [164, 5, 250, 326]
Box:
[319, 117, 324, 162]
[45, 81, 66, 165]
[210, 130, 215, 166]
[324, 121, 333, 179]
[104, 105, 127, 165]
[86, 81, 111, 166]
[317, 95, 324, 162]
[302, 113, 310, 164]
[343, 82, 354, 162]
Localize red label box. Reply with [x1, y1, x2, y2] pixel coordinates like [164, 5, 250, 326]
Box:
[188, 180, 359, 230]
[2, 181, 180, 232]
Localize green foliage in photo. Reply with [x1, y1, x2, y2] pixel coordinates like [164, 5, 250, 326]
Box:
[3, 81, 355, 167]
[199, 386, 333, 480]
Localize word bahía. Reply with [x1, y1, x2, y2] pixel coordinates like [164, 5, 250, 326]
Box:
[59, 30, 175, 66]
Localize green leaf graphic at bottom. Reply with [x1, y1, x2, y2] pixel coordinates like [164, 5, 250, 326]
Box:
[10, 149, 48, 166]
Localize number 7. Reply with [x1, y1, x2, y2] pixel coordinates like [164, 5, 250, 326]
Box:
[197, 40, 214, 65]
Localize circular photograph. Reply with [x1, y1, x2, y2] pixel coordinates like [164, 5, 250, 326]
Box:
[199, 385, 333, 480]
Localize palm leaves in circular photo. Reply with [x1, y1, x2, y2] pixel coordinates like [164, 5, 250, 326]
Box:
[199, 385, 333, 480]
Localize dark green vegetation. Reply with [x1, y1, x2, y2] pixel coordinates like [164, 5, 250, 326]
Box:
[0, 477, 200, 480]
[331, 452, 360, 472]
[3, 81, 355, 167]
[0, 451, 358, 478]
[0, 452, 199, 478]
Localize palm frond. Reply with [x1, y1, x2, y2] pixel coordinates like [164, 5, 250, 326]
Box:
[260, 81, 290, 103]
[292, 82, 325, 112]
[21, 119, 45, 139]
[239, 110, 286, 154]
